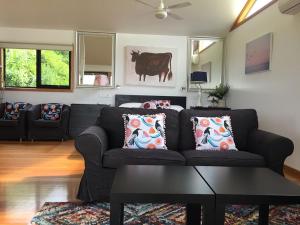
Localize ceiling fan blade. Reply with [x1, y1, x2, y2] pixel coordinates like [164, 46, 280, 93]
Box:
[168, 12, 183, 20]
[168, 2, 192, 9]
[135, 0, 156, 9]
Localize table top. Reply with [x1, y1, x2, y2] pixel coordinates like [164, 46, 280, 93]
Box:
[195, 166, 300, 200]
[111, 165, 214, 197]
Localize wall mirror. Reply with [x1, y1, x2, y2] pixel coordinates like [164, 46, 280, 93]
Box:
[76, 31, 115, 88]
[187, 37, 223, 91]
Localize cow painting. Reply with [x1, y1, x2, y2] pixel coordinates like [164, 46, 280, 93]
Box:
[130, 50, 173, 82]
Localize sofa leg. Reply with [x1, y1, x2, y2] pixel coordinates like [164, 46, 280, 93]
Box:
[31, 139, 34, 142]
[19, 138, 22, 143]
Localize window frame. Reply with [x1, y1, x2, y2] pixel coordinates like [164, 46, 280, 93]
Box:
[230, 0, 278, 31]
[2, 48, 72, 90]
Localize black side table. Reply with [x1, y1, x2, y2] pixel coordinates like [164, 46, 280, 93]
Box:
[110, 165, 215, 225]
[190, 106, 231, 110]
[195, 166, 300, 225]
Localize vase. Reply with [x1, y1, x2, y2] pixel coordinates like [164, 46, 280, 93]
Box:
[218, 99, 226, 107]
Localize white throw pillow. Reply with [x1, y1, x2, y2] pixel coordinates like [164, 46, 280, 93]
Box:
[119, 102, 142, 108]
[169, 105, 184, 112]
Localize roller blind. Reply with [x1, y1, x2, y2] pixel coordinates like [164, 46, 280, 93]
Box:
[0, 42, 73, 51]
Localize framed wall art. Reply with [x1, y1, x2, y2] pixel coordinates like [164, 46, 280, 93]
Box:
[125, 46, 177, 87]
[245, 33, 273, 74]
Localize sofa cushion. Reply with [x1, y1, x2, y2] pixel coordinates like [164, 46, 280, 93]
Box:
[33, 119, 60, 128]
[123, 113, 167, 150]
[99, 107, 180, 150]
[0, 119, 18, 127]
[182, 150, 265, 167]
[191, 116, 238, 151]
[103, 148, 186, 168]
[179, 109, 258, 151]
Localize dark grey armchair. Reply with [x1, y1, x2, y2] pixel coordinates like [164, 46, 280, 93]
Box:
[27, 104, 70, 141]
[0, 103, 31, 141]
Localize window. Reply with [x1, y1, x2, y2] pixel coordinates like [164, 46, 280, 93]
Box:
[231, 0, 277, 31]
[2, 47, 71, 89]
[246, 0, 274, 18]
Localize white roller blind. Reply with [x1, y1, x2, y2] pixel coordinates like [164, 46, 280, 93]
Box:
[0, 42, 73, 51]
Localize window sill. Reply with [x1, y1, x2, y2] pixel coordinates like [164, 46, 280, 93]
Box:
[1, 87, 73, 93]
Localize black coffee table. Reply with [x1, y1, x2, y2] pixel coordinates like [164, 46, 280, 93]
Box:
[110, 165, 215, 225]
[195, 166, 300, 225]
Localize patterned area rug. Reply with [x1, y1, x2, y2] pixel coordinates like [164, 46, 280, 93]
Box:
[30, 202, 300, 225]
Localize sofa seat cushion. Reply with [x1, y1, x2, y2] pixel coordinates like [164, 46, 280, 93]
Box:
[103, 148, 186, 168]
[0, 119, 18, 127]
[33, 119, 60, 128]
[182, 150, 265, 167]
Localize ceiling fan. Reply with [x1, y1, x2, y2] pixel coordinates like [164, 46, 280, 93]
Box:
[135, 0, 192, 20]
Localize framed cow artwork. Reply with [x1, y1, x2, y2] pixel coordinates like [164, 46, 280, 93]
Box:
[125, 46, 177, 87]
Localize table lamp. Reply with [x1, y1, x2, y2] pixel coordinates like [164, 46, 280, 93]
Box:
[191, 71, 207, 106]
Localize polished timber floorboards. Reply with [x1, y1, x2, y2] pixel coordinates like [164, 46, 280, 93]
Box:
[0, 141, 299, 225]
[0, 140, 84, 225]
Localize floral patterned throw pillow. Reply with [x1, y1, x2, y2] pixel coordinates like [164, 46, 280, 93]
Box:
[152, 100, 171, 109]
[41, 103, 63, 121]
[123, 113, 167, 150]
[2, 102, 27, 120]
[141, 101, 157, 109]
[191, 116, 238, 151]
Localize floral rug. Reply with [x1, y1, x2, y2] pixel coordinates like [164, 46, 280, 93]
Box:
[30, 202, 300, 225]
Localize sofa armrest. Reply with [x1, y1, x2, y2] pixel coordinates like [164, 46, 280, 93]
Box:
[0, 103, 5, 118]
[75, 126, 108, 167]
[60, 105, 70, 127]
[28, 104, 41, 121]
[248, 129, 294, 175]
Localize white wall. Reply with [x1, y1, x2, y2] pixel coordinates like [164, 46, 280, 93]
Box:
[225, 4, 300, 170]
[0, 27, 199, 107]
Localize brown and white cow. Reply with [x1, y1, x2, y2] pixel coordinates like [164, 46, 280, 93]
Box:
[130, 51, 173, 82]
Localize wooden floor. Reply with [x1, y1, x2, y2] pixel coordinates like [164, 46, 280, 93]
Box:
[0, 140, 84, 225]
[0, 141, 299, 225]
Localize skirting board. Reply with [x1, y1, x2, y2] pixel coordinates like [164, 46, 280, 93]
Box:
[284, 165, 300, 180]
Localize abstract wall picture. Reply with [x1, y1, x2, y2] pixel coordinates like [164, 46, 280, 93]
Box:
[245, 33, 272, 74]
[125, 46, 176, 87]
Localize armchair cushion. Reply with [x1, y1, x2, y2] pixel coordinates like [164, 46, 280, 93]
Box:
[103, 148, 185, 168]
[41, 103, 63, 120]
[2, 102, 27, 120]
[33, 119, 60, 128]
[182, 150, 265, 167]
[0, 119, 18, 127]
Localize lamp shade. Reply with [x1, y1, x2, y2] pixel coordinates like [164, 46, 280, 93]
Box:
[191, 71, 207, 83]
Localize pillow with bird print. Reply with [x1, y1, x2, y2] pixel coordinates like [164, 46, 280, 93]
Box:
[122, 113, 167, 150]
[191, 116, 238, 151]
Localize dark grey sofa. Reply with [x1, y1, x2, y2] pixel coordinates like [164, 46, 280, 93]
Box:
[27, 104, 70, 141]
[75, 107, 294, 202]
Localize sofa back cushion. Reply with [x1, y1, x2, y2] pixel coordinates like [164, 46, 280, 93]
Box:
[98, 107, 180, 151]
[179, 109, 258, 151]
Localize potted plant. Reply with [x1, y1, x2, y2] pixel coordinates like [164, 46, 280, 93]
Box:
[207, 84, 230, 107]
